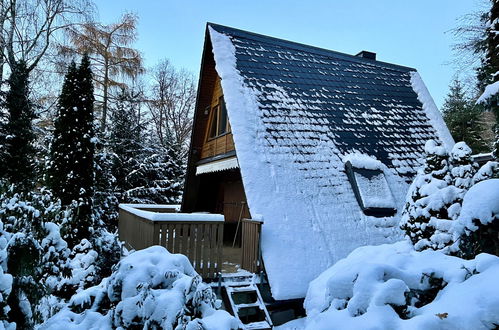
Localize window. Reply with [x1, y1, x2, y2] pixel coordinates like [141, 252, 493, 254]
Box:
[344, 161, 396, 217]
[208, 97, 229, 139]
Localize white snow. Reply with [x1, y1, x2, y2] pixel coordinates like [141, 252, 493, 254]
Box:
[209, 26, 406, 300]
[477, 80, 499, 104]
[454, 179, 499, 235]
[41, 246, 239, 329]
[342, 153, 383, 170]
[354, 171, 396, 209]
[410, 71, 455, 151]
[119, 204, 224, 222]
[300, 241, 499, 330]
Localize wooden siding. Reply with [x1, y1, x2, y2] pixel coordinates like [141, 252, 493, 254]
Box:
[200, 77, 235, 160]
[119, 208, 224, 279]
[241, 219, 263, 273]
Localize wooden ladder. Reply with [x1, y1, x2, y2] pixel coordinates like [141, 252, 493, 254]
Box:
[223, 276, 272, 330]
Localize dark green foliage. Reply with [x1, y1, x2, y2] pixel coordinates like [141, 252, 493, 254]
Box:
[401, 141, 449, 249]
[47, 55, 96, 247]
[93, 149, 119, 232]
[443, 79, 488, 153]
[2, 61, 36, 192]
[124, 142, 184, 204]
[477, 0, 499, 123]
[459, 218, 499, 259]
[6, 233, 43, 328]
[108, 88, 147, 198]
[394, 272, 448, 320]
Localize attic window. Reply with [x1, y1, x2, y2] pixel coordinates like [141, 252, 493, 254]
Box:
[344, 160, 396, 217]
[208, 97, 229, 139]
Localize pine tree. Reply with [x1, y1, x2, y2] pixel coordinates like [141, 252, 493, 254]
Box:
[477, 0, 499, 124]
[124, 140, 184, 204]
[443, 79, 487, 153]
[2, 61, 36, 192]
[109, 88, 147, 198]
[448, 142, 477, 191]
[47, 55, 95, 246]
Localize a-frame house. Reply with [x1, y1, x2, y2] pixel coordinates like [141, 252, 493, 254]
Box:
[182, 23, 454, 301]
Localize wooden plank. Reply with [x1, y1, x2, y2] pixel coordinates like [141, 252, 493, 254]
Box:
[202, 224, 209, 278]
[159, 224, 166, 248]
[173, 224, 180, 254]
[167, 224, 174, 253]
[153, 222, 160, 246]
[208, 224, 215, 278]
[196, 224, 203, 275]
[189, 223, 196, 266]
[216, 223, 223, 274]
[182, 224, 189, 256]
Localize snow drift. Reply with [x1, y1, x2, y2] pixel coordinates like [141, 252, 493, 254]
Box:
[298, 241, 499, 330]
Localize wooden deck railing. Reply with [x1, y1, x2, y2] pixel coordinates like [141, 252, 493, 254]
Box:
[119, 205, 224, 279]
[241, 219, 263, 273]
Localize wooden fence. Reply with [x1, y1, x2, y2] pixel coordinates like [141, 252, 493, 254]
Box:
[119, 205, 224, 279]
[241, 219, 263, 273]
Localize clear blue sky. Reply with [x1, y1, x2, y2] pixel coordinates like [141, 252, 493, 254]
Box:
[94, 0, 485, 109]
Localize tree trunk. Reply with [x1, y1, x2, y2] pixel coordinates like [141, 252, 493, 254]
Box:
[101, 58, 109, 133]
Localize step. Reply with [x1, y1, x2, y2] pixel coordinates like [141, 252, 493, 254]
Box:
[223, 280, 272, 329]
[234, 302, 262, 310]
[226, 285, 256, 293]
[244, 320, 271, 330]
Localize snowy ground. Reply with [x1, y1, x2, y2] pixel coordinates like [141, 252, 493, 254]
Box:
[278, 240, 499, 330]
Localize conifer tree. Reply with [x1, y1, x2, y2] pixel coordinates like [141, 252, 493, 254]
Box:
[400, 140, 451, 250]
[477, 0, 499, 123]
[448, 142, 477, 191]
[48, 55, 95, 246]
[124, 141, 184, 204]
[443, 79, 487, 153]
[109, 88, 146, 197]
[2, 61, 36, 192]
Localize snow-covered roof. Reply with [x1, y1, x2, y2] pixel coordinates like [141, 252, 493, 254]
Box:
[207, 23, 454, 300]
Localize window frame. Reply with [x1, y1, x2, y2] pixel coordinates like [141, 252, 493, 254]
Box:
[344, 161, 397, 217]
[207, 96, 230, 141]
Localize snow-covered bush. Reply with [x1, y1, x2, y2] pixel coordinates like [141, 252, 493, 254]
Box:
[0, 220, 15, 330]
[454, 179, 499, 259]
[400, 140, 488, 253]
[41, 246, 239, 329]
[301, 241, 499, 330]
[0, 184, 123, 327]
[472, 160, 499, 184]
[40, 222, 71, 291]
[400, 140, 456, 251]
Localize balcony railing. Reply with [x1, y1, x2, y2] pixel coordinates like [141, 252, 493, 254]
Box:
[118, 204, 224, 279]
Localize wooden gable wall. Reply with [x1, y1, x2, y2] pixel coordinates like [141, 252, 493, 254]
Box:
[200, 77, 235, 160]
[182, 27, 236, 212]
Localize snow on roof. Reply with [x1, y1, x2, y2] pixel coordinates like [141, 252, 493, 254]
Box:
[119, 204, 224, 222]
[410, 72, 454, 150]
[208, 23, 453, 300]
